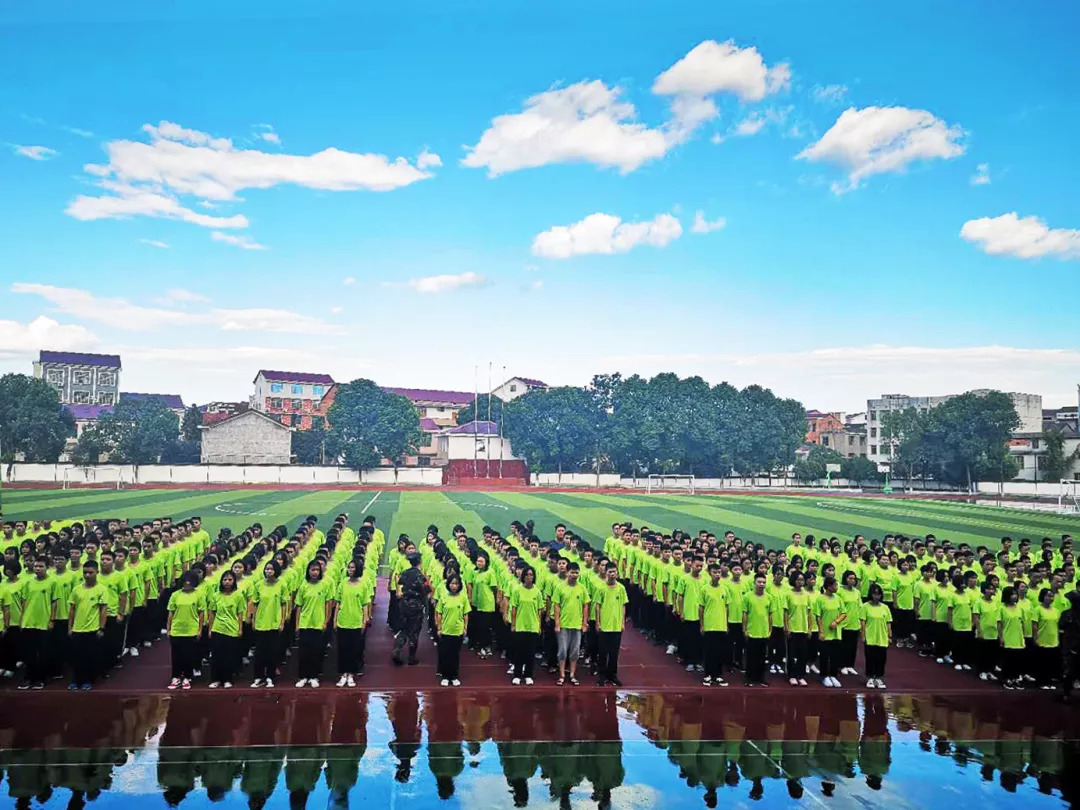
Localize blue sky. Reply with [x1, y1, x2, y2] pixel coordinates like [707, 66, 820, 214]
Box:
[2, 1, 1078, 412]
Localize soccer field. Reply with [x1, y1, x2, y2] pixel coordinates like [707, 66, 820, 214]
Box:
[4, 487, 1078, 551]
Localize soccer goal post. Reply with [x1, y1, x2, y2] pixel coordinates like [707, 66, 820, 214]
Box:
[646, 474, 696, 494]
[1059, 480, 1079, 515]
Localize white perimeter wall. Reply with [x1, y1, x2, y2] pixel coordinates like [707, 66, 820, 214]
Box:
[1, 463, 442, 486]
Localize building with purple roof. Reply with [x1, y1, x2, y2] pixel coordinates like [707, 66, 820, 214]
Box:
[491, 375, 549, 403]
[252, 369, 335, 431]
[34, 350, 121, 406]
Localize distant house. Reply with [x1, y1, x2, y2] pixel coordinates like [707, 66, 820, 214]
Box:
[64, 404, 115, 438]
[252, 370, 335, 431]
[382, 387, 475, 425]
[199, 401, 249, 426]
[805, 410, 845, 446]
[491, 376, 548, 402]
[120, 392, 185, 421]
[200, 410, 292, 464]
[437, 420, 517, 463]
[34, 350, 121, 405]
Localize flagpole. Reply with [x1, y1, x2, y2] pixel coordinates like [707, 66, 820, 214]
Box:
[473, 364, 478, 478]
[486, 362, 492, 477]
[499, 364, 506, 479]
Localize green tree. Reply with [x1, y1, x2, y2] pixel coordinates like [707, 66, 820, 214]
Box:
[1041, 428, 1080, 482]
[95, 398, 181, 464]
[292, 424, 328, 465]
[455, 394, 501, 429]
[841, 455, 881, 485]
[793, 445, 843, 483]
[326, 380, 423, 471]
[0, 373, 75, 462]
[181, 405, 203, 442]
[70, 425, 107, 465]
[503, 387, 602, 476]
[930, 391, 1020, 488]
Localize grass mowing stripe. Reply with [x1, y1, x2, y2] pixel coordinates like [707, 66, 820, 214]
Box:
[515, 491, 674, 539]
[6, 489, 249, 524]
[2, 487, 174, 506]
[460, 491, 612, 545]
[388, 491, 479, 548]
[877, 498, 1080, 536]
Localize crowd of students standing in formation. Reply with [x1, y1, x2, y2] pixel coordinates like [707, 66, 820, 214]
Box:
[2, 515, 1077, 693]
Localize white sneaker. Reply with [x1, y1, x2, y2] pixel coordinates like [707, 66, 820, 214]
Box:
[193, 669, 202, 678]
[130, 648, 140, 658]
[789, 678, 798, 686]
[168, 678, 181, 690]
[208, 681, 221, 689]
[979, 672, 989, 681]
[440, 679, 450, 686]
[223, 682, 233, 689]
[337, 675, 348, 687]
[181, 679, 191, 690]
[264, 679, 275, 688]
[798, 678, 808, 687]
[347, 675, 356, 687]
[866, 679, 874, 689]
[451, 679, 461, 687]
[954, 664, 963, 671]
[512, 677, 521, 685]
[666, 645, 677, 655]
[507, 665, 514, 674]
[525, 677, 534, 685]
[143, 641, 152, 648]
[877, 681, 887, 690]
[823, 678, 834, 688]
[809, 664, 820, 674]
[831, 677, 842, 688]
[296, 678, 309, 688]
[251, 679, 264, 688]
[936, 657, 945, 664]
[310, 679, 320, 688]
[685, 664, 695, 672]
[962, 664, 971, 671]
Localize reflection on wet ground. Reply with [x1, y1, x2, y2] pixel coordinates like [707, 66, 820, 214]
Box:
[0, 690, 1077, 808]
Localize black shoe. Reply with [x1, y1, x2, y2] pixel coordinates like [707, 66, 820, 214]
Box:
[609, 676, 623, 687]
[597, 678, 609, 686]
[408, 657, 420, 666]
[392, 656, 404, 667]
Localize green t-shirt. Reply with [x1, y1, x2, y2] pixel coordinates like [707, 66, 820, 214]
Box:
[975, 598, 1001, 640]
[439, 591, 470, 637]
[129, 561, 148, 607]
[742, 592, 771, 639]
[861, 602, 892, 647]
[838, 587, 862, 631]
[210, 590, 247, 638]
[512, 586, 543, 633]
[894, 571, 916, 611]
[555, 582, 589, 630]
[0, 578, 26, 628]
[20, 576, 57, 630]
[597, 582, 628, 632]
[949, 590, 975, 632]
[700, 582, 729, 632]
[1000, 604, 1025, 649]
[68, 582, 106, 633]
[785, 590, 812, 634]
[252, 579, 288, 632]
[723, 579, 746, 623]
[933, 585, 953, 623]
[914, 579, 937, 621]
[296, 580, 332, 631]
[168, 589, 204, 637]
[681, 575, 705, 621]
[97, 570, 122, 618]
[1036, 605, 1060, 648]
[336, 577, 374, 630]
[815, 593, 844, 641]
[470, 568, 497, 613]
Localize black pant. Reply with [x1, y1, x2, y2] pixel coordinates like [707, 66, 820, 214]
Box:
[952, 630, 974, 667]
[48, 622, 67, 678]
[768, 627, 786, 668]
[470, 612, 493, 650]
[819, 638, 841, 677]
[865, 644, 887, 679]
[787, 632, 809, 679]
[393, 604, 423, 662]
[976, 638, 997, 675]
[543, 618, 558, 668]
[1036, 645, 1060, 686]
[438, 634, 463, 681]
[170, 635, 198, 679]
[210, 632, 241, 683]
[100, 616, 123, 676]
[841, 629, 859, 669]
[933, 623, 952, 659]
[1002, 647, 1024, 682]
[298, 629, 326, 679]
[69, 631, 98, 685]
[0, 626, 20, 671]
[128, 606, 145, 648]
[512, 631, 538, 678]
[728, 624, 745, 670]
[337, 627, 366, 674]
[597, 631, 621, 680]
[20, 628, 48, 684]
[680, 619, 701, 664]
[253, 629, 279, 680]
[702, 631, 727, 679]
[894, 608, 915, 640]
[745, 636, 767, 683]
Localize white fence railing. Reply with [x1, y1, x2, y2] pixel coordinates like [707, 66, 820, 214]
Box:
[1, 463, 443, 487]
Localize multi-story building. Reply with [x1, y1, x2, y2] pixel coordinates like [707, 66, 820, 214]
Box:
[252, 370, 335, 431]
[491, 376, 548, 402]
[805, 410, 845, 445]
[867, 390, 1043, 466]
[382, 387, 476, 466]
[34, 351, 121, 405]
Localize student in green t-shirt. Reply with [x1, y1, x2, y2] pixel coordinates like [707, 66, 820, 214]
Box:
[17, 556, 56, 690]
[207, 570, 246, 689]
[167, 571, 205, 690]
[436, 574, 470, 687]
[595, 563, 628, 687]
[860, 583, 893, 689]
[973, 581, 1001, 681]
[510, 566, 542, 684]
[553, 562, 590, 686]
[0, 560, 26, 679]
[295, 561, 334, 688]
[815, 576, 846, 688]
[741, 574, 772, 686]
[699, 564, 730, 687]
[249, 561, 288, 688]
[784, 571, 813, 687]
[999, 586, 1027, 690]
[67, 560, 107, 690]
[335, 558, 374, 687]
[1033, 588, 1061, 690]
[467, 552, 497, 659]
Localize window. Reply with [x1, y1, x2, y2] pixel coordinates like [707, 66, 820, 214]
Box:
[72, 390, 91, 404]
[302, 399, 313, 412]
[313, 385, 324, 396]
[270, 383, 283, 393]
[98, 370, 116, 386]
[271, 398, 283, 410]
[72, 370, 92, 385]
[418, 456, 430, 467]
[291, 399, 302, 411]
[510, 384, 517, 393]
[848, 435, 855, 446]
[97, 392, 114, 405]
[870, 444, 877, 455]
[292, 384, 303, 395]
[822, 436, 829, 446]
[870, 427, 877, 438]
[46, 368, 65, 385]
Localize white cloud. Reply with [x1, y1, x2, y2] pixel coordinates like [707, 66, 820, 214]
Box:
[342, 276, 356, 286]
[796, 106, 964, 193]
[960, 212, 1080, 260]
[812, 84, 848, 104]
[330, 306, 343, 314]
[154, 288, 209, 306]
[532, 212, 682, 259]
[406, 272, 486, 294]
[529, 280, 543, 291]
[0, 316, 99, 358]
[66, 120, 437, 229]
[11, 282, 344, 335]
[253, 124, 281, 145]
[462, 80, 673, 175]
[652, 39, 791, 102]
[970, 162, 991, 186]
[138, 238, 171, 249]
[14, 145, 58, 160]
[733, 115, 767, 136]
[417, 149, 442, 169]
[691, 211, 726, 234]
[211, 231, 267, 250]
[61, 126, 95, 138]
[730, 106, 791, 137]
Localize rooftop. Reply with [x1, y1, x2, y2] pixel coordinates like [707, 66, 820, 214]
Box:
[383, 386, 475, 406]
[255, 370, 335, 385]
[514, 376, 548, 388]
[39, 350, 121, 368]
[120, 392, 185, 409]
[446, 419, 499, 435]
[64, 404, 113, 420]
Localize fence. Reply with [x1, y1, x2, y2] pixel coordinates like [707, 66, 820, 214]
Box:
[1, 463, 443, 487]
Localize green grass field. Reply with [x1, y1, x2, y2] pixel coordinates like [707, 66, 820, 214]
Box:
[3, 487, 1078, 551]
